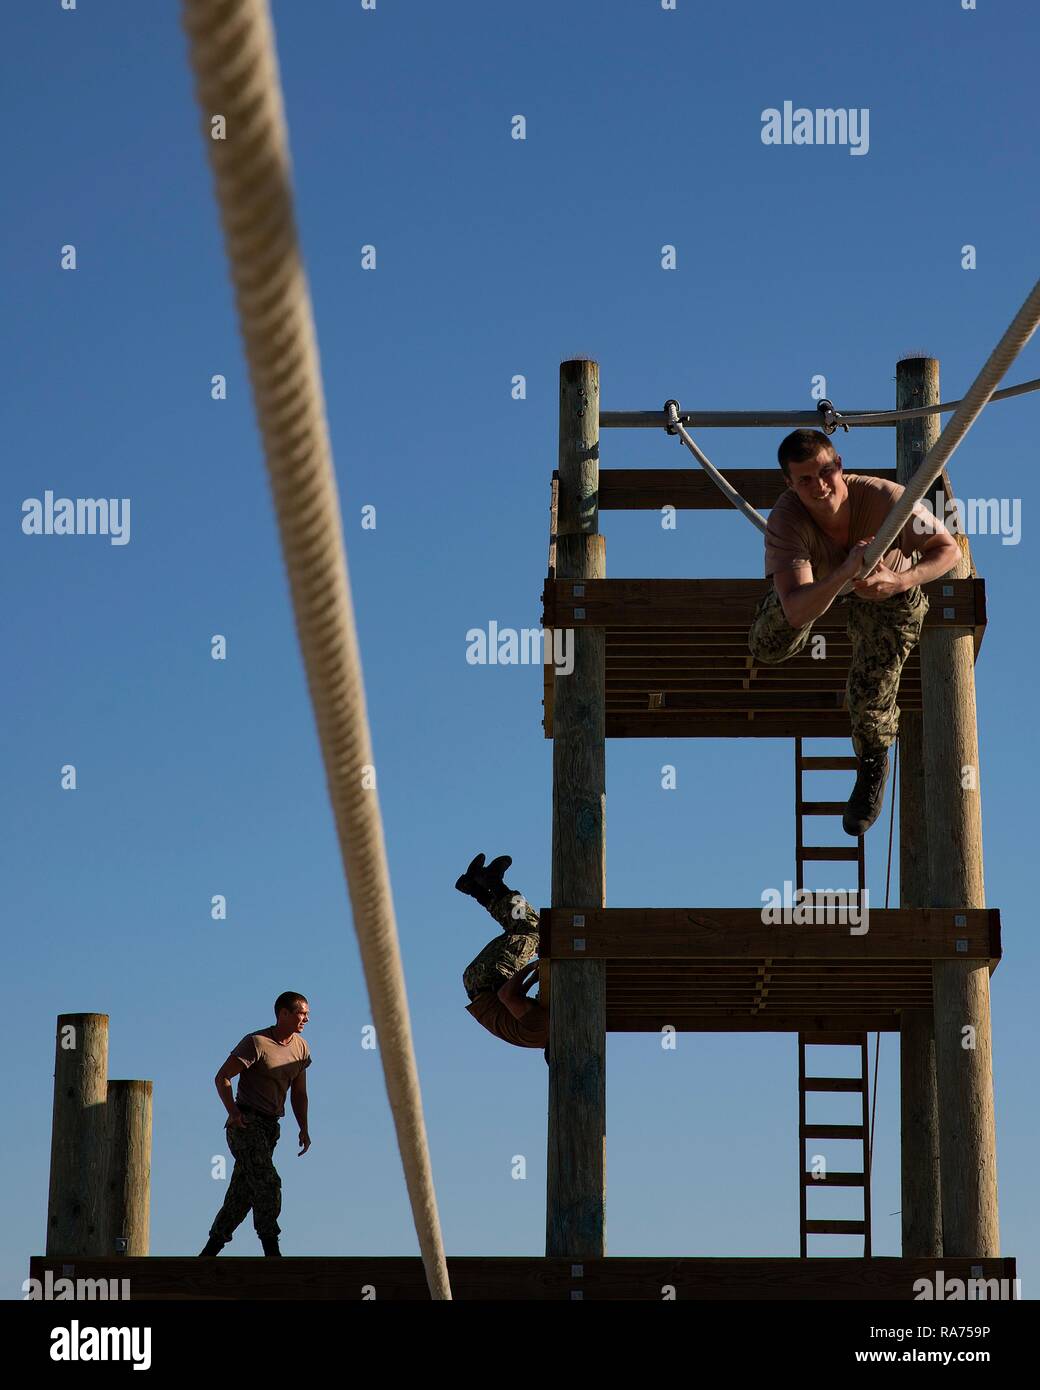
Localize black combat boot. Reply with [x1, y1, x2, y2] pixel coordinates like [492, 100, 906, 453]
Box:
[260, 1235, 282, 1257]
[842, 749, 890, 836]
[455, 853, 515, 912]
[198, 1236, 226, 1256]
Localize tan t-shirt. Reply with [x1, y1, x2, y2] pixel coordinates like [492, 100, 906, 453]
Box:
[465, 993, 549, 1049]
[231, 1028, 312, 1118]
[764, 473, 921, 582]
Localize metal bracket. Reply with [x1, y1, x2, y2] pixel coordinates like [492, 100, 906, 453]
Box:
[816, 398, 849, 435]
[663, 399, 682, 435]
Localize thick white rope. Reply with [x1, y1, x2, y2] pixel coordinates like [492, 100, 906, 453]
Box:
[842, 275, 1040, 591]
[182, 0, 451, 1300]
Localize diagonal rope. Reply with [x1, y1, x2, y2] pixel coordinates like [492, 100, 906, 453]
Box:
[664, 400, 768, 532]
[181, 0, 451, 1299]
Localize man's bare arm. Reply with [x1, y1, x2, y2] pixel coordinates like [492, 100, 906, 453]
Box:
[214, 1055, 247, 1127]
[290, 1072, 311, 1154]
[497, 962, 541, 1020]
[774, 541, 872, 627]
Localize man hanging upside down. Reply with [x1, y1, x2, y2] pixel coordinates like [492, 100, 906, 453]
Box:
[750, 429, 960, 836]
[456, 853, 548, 1058]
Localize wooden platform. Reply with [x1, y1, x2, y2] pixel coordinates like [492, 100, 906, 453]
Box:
[541, 577, 986, 739]
[538, 908, 1001, 1033]
[26, 1254, 1018, 1301]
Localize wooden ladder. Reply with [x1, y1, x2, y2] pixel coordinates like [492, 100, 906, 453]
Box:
[798, 1033, 872, 1256]
[794, 738, 865, 895]
[794, 739, 871, 1257]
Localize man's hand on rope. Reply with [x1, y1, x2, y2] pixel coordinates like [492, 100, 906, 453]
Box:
[852, 562, 906, 601]
[848, 535, 907, 601]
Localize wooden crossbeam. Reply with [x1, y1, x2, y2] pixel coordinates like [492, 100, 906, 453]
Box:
[26, 1255, 1018, 1302]
[543, 577, 984, 632]
[539, 907, 1000, 963]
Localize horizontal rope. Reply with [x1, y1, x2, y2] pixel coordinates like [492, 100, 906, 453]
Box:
[601, 375, 1040, 430]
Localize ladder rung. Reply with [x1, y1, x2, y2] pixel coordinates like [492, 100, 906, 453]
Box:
[799, 801, 848, 815]
[799, 846, 862, 861]
[801, 1077, 865, 1093]
[803, 1220, 867, 1235]
[800, 1034, 866, 1047]
[800, 757, 859, 771]
[802, 1171, 866, 1186]
[803, 1124, 866, 1138]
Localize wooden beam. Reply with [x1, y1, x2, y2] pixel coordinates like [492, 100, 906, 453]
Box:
[607, 1013, 906, 1033]
[916, 355, 1000, 1257]
[896, 357, 943, 1261]
[546, 358, 606, 1259]
[601, 713, 860, 739]
[104, 1080, 153, 1256]
[46, 1013, 109, 1257]
[539, 907, 1000, 962]
[542, 576, 984, 632]
[27, 1254, 1017, 1302]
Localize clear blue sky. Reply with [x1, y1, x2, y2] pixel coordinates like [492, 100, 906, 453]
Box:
[4, 0, 1037, 1296]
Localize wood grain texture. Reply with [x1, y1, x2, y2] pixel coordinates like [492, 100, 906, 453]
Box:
[46, 1013, 109, 1257]
[896, 358, 943, 1259]
[912, 353, 999, 1257]
[26, 1254, 1017, 1301]
[547, 359, 606, 1258]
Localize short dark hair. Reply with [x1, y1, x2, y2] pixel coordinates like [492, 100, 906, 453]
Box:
[777, 428, 837, 479]
[274, 992, 308, 1017]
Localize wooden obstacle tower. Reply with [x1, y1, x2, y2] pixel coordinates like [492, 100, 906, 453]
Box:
[535, 355, 1008, 1295]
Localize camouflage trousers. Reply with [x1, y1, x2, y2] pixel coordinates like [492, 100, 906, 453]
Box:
[209, 1109, 282, 1242]
[748, 585, 929, 757]
[462, 892, 541, 999]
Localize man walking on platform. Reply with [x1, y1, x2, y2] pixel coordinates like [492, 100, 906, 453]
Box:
[199, 992, 312, 1257]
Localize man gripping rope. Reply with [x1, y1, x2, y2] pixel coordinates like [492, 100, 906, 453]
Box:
[749, 429, 960, 836]
[457, 853, 549, 1059]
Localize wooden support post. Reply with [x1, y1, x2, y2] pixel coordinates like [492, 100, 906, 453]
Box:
[46, 1013, 109, 1256]
[103, 1080, 153, 1256]
[896, 359, 942, 1257]
[546, 358, 607, 1258]
[909, 357, 1000, 1256]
